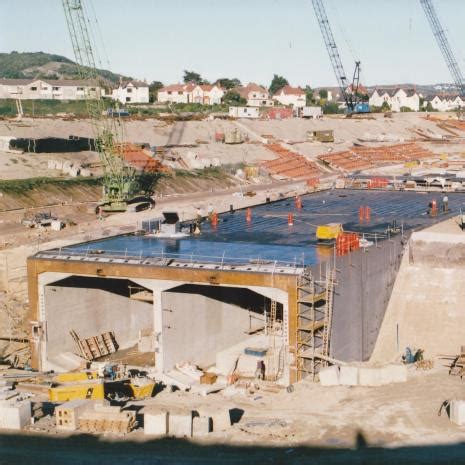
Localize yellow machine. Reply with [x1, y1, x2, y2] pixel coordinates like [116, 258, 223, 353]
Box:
[49, 381, 104, 402]
[316, 223, 343, 241]
[53, 371, 99, 383]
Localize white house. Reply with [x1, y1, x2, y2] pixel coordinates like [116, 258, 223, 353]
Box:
[369, 88, 420, 112]
[233, 83, 273, 107]
[112, 80, 149, 104]
[157, 83, 195, 104]
[228, 106, 259, 118]
[424, 94, 465, 111]
[0, 78, 106, 100]
[272, 85, 306, 108]
[191, 84, 224, 105]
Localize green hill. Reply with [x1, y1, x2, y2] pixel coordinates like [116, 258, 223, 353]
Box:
[0, 51, 131, 84]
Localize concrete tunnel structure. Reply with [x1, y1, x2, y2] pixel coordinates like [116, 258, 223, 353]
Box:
[26, 189, 465, 383]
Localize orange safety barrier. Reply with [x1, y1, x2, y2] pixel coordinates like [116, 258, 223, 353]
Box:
[336, 232, 360, 256]
[365, 206, 371, 221]
[211, 212, 218, 227]
[359, 206, 371, 222]
[288, 213, 294, 226]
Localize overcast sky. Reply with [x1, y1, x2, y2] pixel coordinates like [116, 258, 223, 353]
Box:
[1, 0, 465, 88]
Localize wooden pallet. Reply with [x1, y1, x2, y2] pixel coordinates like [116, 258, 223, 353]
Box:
[70, 330, 118, 361]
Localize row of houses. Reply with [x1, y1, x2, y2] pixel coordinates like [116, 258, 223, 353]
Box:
[369, 88, 465, 112]
[0, 78, 149, 103]
[2, 77, 462, 113]
[157, 82, 307, 108]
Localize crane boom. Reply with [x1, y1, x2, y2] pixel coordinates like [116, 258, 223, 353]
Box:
[311, 0, 350, 107]
[420, 0, 465, 97]
[311, 0, 367, 114]
[62, 0, 139, 211]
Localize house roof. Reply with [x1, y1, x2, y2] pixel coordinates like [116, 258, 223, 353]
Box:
[347, 84, 368, 95]
[0, 78, 101, 87]
[246, 82, 268, 93]
[198, 84, 213, 91]
[371, 87, 418, 98]
[0, 78, 32, 85]
[276, 85, 305, 96]
[160, 84, 186, 92]
[121, 80, 148, 88]
[232, 83, 269, 99]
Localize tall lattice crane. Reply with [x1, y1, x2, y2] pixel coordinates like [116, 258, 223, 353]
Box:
[311, 0, 369, 114]
[420, 0, 465, 99]
[62, 0, 143, 212]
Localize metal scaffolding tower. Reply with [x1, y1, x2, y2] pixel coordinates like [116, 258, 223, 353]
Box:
[420, 0, 465, 97]
[296, 265, 335, 380]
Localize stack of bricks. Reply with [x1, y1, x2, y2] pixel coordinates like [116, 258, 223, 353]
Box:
[261, 143, 321, 180]
[78, 405, 136, 434]
[318, 143, 435, 172]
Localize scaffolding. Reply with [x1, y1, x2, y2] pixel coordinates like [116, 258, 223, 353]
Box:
[296, 265, 336, 380]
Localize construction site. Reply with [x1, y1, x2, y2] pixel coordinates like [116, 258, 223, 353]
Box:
[3, 1, 465, 464]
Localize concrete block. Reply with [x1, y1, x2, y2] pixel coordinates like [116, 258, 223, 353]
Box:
[358, 367, 382, 386]
[169, 410, 192, 437]
[384, 364, 407, 384]
[210, 410, 231, 431]
[0, 400, 31, 430]
[56, 399, 93, 431]
[339, 366, 359, 386]
[144, 410, 168, 436]
[450, 400, 465, 426]
[193, 416, 212, 436]
[319, 365, 340, 386]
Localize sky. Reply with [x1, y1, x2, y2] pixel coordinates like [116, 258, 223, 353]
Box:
[1, 0, 465, 88]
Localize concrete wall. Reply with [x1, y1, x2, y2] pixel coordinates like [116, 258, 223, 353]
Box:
[371, 232, 465, 362]
[44, 279, 153, 360]
[329, 236, 405, 362]
[161, 285, 262, 371]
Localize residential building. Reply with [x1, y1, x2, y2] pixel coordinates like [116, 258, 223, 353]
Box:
[157, 83, 195, 104]
[272, 85, 306, 108]
[112, 80, 149, 104]
[233, 83, 273, 107]
[0, 78, 106, 100]
[424, 94, 465, 111]
[191, 84, 224, 105]
[369, 88, 420, 112]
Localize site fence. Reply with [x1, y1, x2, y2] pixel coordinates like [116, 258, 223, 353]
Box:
[43, 247, 309, 272]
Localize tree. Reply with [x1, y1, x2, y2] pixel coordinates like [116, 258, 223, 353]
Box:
[148, 81, 164, 103]
[305, 86, 314, 106]
[222, 90, 246, 106]
[269, 74, 289, 96]
[319, 89, 328, 99]
[380, 101, 391, 112]
[425, 101, 434, 112]
[215, 78, 241, 90]
[322, 102, 341, 114]
[183, 70, 208, 85]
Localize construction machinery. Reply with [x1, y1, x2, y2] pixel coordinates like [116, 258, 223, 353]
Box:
[311, 0, 370, 115]
[420, 0, 465, 118]
[61, 0, 152, 212]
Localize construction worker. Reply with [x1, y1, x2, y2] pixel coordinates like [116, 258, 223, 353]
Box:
[255, 360, 266, 380]
[443, 195, 449, 212]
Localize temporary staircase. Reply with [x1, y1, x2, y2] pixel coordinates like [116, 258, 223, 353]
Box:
[296, 266, 336, 380]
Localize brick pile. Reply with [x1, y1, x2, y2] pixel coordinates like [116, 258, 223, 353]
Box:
[318, 143, 435, 172]
[261, 143, 321, 180]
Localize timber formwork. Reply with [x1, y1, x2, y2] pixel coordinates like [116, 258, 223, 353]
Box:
[296, 266, 335, 380]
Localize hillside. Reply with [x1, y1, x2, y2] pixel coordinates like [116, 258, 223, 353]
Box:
[0, 51, 131, 84]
